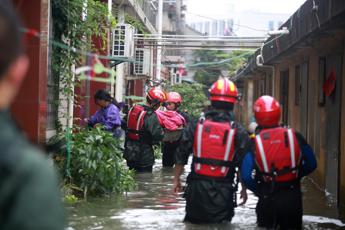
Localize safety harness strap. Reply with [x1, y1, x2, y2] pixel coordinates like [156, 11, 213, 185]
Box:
[261, 166, 299, 177]
[193, 156, 234, 167]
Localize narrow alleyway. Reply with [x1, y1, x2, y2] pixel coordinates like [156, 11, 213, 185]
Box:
[66, 159, 345, 230]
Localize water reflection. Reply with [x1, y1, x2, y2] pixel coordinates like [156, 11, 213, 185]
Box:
[66, 161, 345, 230]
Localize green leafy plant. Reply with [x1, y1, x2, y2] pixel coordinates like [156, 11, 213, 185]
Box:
[154, 144, 162, 159]
[166, 82, 208, 119]
[192, 50, 252, 86]
[70, 126, 136, 198]
[64, 194, 79, 204]
[51, 0, 116, 129]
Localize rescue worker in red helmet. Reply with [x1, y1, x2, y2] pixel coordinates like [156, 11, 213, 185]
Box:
[173, 78, 251, 223]
[124, 88, 166, 173]
[162, 92, 190, 167]
[241, 95, 317, 229]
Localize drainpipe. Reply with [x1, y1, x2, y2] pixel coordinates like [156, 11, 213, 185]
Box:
[256, 27, 289, 96]
[108, 0, 115, 97]
[115, 7, 125, 102]
[67, 65, 75, 130]
[155, 0, 163, 81]
[256, 45, 276, 96]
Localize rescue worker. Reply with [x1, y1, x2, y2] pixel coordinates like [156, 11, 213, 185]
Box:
[0, 2, 65, 229]
[124, 88, 166, 173]
[86, 89, 122, 138]
[241, 95, 317, 230]
[173, 78, 251, 223]
[162, 92, 189, 167]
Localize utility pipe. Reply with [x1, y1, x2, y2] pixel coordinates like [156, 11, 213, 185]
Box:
[155, 0, 163, 81]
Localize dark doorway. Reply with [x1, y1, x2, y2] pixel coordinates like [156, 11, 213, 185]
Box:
[280, 70, 289, 125]
[300, 61, 309, 137]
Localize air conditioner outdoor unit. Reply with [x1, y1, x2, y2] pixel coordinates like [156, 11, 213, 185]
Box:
[134, 48, 150, 75]
[112, 24, 135, 58]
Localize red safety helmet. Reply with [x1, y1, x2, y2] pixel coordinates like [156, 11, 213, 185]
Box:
[254, 95, 281, 127]
[166, 92, 182, 104]
[147, 88, 166, 104]
[209, 78, 238, 103]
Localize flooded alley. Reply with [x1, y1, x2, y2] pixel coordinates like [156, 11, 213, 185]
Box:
[66, 161, 345, 230]
[4, 0, 345, 229]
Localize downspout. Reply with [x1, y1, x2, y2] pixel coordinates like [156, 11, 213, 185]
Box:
[256, 27, 289, 97]
[155, 0, 163, 81]
[108, 0, 115, 97]
[256, 44, 276, 96]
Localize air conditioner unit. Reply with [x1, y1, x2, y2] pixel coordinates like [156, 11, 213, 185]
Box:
[112, 24, 135, 58]
[134, 48, 150, 76]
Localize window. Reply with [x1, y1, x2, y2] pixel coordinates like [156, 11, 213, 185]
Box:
[113, 25, 126, 56]
[134, 49, 144, 74]
[46, 73, 58, 130]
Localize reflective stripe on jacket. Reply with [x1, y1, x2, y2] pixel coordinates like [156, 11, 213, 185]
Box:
[193, 118, 236, 178]
[255, 127, 301, 182]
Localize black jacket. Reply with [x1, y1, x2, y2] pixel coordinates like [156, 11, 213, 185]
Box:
[175, 110, 251, 223]
[124, 105, 164, 168]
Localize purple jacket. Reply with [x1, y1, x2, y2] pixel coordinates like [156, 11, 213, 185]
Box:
[88, 103, 122, 137]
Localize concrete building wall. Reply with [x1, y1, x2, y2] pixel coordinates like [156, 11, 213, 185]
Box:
[245, 36, 345, 205]
[236, 0, 345, 207]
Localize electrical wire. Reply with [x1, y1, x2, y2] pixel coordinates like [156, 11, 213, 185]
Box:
[21, 27, 254, 69]
[185, 11, 268, 33]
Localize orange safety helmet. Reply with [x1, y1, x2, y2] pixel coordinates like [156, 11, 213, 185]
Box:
[166, 92, 182, 104]
[209, 78, 238, 103]
[254, 95, 281, 127]
[147, 88, 166, 104]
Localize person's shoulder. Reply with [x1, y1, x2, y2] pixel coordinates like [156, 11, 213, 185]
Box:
[291, 129, 308, 146]
[11, 140, 56, 179]
[108, 103, 119, 111]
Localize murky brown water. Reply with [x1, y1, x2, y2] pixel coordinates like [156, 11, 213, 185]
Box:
[66, 160, 345, 230]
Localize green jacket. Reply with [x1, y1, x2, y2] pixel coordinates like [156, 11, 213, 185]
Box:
[124, 105, 164, 168]
[0, 111, 65, 230]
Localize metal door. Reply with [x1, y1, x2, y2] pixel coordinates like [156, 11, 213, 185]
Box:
[325, 55, 342, 204]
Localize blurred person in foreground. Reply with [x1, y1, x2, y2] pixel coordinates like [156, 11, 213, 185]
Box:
[173, 78, 251, 223]
[241, 95, 317, 230]
[0, 2, 65, 229]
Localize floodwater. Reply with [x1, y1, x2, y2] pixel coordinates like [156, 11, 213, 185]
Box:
[66, 160, 345, 230]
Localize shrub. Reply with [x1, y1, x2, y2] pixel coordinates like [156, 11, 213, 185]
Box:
[49, 126, 136, 198]
[166, 82, 208, 119]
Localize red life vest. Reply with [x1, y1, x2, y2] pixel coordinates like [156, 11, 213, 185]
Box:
[126, 105, 147, 140]
[193, 119, 236, 178]
[255, 127, 301, 182]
